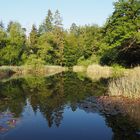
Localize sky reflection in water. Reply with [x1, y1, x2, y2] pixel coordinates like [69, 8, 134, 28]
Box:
[0, 72, 140, 140]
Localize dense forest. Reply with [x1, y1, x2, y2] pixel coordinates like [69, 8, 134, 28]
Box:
[0, 0, 140, 67]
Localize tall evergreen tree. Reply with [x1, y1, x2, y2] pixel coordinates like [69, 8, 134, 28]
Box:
[45, 9, 53, 32]
[53, 10, 64, 66]
[0, 21, 4, 29]
[29, 24, 39, 54]
[39, 9, 53, 34]
[54, 10, 63, 28]
[70, 23, 79, 36]
[7, 21, 14, 32]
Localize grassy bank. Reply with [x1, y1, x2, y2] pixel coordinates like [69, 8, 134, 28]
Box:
[86, 64, 112, 80]
[73, 64, 140, 99]
[0, 65, 67, 77]
[73, 64, 126, 80]
[108, 67, 140, 99]
[1, 64, 140, 99]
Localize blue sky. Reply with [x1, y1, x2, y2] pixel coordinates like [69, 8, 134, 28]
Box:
[0, 0, 115, 31]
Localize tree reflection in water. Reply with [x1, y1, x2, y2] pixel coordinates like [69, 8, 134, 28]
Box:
[0, 72, 140, 140]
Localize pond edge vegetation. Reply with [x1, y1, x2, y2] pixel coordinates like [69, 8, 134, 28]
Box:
[0, 0, 140, 99]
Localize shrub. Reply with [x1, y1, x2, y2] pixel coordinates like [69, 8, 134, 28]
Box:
[25, 55, 45, 68]
[77, 55, 100, 66]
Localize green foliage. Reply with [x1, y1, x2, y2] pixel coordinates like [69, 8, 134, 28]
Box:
[0, 2, 140, 67]
[77, 55, 100, 66]
[0, 22, 26, 65]
[63, 24, 103, 66]
[0, 28, 7, 49]
[63, 32, 83, 66]
[101, 0, 140, 66]
[25, 54, 45, 68]
[112, 64, 126, 77]
[31, 10, 65, 66]
[39, 9, 53, 34]
[29, 25, 39, 54]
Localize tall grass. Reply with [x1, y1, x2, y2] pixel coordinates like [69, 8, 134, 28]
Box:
[0, 65, 67, 76]
[86, 64, 112, 80]
[108, 67, 140, 98]
[73, 66, 87, 73]
[73, 64, 125, 80]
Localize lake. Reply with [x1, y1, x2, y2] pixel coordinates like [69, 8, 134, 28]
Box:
[0, 72, 140, 140]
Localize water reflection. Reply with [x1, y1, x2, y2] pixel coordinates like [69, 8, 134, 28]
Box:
[0, 111, 19, 134]
[0, 72, 140, 140]
[78, 96, 140, 140]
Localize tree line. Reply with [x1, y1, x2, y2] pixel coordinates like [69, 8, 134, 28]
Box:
[0, 0, 140, 67]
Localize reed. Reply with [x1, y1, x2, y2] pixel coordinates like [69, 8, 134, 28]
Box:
[73, 66, 87, 73]
[108, 67, 140, 98]
[86, 64, 112, 80]
[0, 65, 67, 76]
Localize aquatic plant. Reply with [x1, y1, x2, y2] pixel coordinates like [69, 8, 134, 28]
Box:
[108, 67, 140, 98]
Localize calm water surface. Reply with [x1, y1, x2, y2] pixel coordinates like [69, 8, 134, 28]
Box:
[0, 72, 140, 140]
